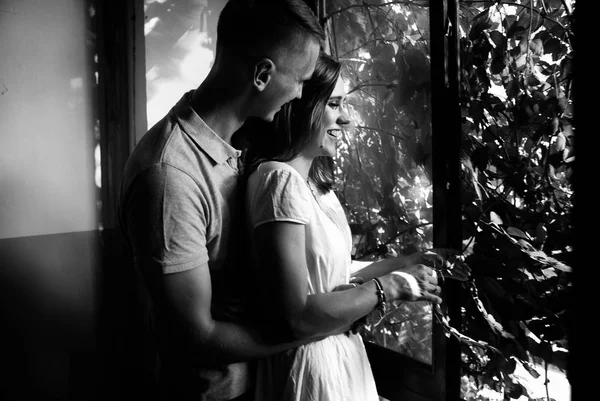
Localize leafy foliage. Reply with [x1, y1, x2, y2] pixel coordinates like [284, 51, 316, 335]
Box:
[325, 0, 574, 399]
[326, 0, 437, 366]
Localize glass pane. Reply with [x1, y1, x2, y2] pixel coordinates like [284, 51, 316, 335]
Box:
[326, 0, 434, 365]
[144, 0, 228, 128]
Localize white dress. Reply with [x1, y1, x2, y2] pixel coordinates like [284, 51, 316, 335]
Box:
[246, 161, 379, 401]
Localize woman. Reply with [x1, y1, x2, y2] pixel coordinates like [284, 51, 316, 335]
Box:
[243, 52, 448, 401]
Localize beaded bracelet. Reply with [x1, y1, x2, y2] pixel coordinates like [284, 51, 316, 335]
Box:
[371, 278, 387, 319]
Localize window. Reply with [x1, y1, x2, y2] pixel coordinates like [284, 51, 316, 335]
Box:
[325, 0, 436, 367]
[144, 0, 227, 128]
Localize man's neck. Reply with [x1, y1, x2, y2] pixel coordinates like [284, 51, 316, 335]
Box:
[190, 76, 247, 145]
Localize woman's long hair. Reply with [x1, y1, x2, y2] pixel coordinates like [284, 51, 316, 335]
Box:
[240, 51, 341, 193]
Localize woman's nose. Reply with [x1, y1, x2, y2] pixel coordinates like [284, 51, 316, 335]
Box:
[337, 109, 350, 125]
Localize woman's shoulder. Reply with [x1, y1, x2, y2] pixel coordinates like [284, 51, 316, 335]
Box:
[254, 160, 301, 178]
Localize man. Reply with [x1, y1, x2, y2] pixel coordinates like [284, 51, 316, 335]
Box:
[118, 1, 324, 400]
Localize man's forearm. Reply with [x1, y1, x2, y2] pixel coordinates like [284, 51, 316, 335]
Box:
[203, 320, 309, 364]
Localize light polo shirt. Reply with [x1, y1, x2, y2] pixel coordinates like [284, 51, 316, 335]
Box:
[118, 90, 250, 401]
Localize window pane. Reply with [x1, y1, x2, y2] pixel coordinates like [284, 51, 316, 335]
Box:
[327, 0, 434, 365]
[144, 0, 228, 128]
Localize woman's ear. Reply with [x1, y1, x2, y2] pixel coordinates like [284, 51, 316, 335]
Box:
[253, 58, 275, 92]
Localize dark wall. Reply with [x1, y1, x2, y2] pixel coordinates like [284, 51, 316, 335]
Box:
[0, 229, 154, 401]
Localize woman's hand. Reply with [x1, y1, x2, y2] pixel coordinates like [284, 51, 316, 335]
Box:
[400, 248, 471, 282]
[380, 263, 442, 304]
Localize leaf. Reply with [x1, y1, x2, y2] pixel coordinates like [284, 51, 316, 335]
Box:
[469, 10, 493, 40]
[489, 211, 503, 225]
[534, 223, 547, 246]
[394, 13, 409, 32]
[507, 15, 528, 39]
[481, 126, 497, 143]
[529, 38, 544, 56]
[520, 360, 541, 379]
[502, 15, 517, 34]
[404, 47, 430, 86]
[553, 132, 566, 152]
[523, 249, 572, 273]
[481, 93, 505, 113]
[479, 276, 513, 306]
[514, 53, 527, 71]
[535, 31, 564, 60]
[507, 227, 530, 241]
[559, 56, 573, 81]
[470, 146, 490, 171]
[505, 79, 521, 99]
[506, 381, 526, 399]
[490, 56, 506, 74]
[488, 30, 506, 51]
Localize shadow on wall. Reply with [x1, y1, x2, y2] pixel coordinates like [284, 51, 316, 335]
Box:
[0, 231, 101, 399]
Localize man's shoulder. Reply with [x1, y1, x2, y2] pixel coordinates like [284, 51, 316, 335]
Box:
[125, 115, 212, 182]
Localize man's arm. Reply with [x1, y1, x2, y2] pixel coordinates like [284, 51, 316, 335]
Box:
[122, 165, 314, 367]
[149, 261, 312, 366]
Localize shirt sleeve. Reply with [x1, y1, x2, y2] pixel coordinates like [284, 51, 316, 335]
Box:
[121, 164, 209, 274]
[247, 164, 312, 229]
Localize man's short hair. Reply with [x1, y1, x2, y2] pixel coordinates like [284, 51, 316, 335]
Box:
[216, 0, 325, 63]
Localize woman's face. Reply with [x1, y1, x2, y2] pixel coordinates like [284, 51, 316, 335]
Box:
[306, 76, 350, 158]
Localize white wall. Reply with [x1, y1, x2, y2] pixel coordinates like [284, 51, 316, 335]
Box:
[0, 0, 98, 239]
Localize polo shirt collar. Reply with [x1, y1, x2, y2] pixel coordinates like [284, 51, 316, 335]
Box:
[172, 90, 242, 165]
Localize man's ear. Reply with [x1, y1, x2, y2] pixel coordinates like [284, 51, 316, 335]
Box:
[253, 59, 275, 92]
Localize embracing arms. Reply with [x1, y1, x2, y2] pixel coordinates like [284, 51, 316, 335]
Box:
[147, 261, 314, 366]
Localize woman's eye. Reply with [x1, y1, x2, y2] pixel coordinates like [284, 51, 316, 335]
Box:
[328, 102, 340, 109]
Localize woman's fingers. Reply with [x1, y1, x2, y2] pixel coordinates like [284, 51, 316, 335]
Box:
[387, 268, 442, 303]
[420, 251, 444, 265]
[420, 288, 442, 304]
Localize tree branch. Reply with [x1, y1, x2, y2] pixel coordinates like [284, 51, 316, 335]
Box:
[323, 0, 429, 22]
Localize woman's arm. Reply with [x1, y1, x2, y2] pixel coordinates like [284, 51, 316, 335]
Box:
[254, 221, 380, 341]
[350, 249, 471, 283]
[350, 258, 406, 282]
[253, 221, 442, 341]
